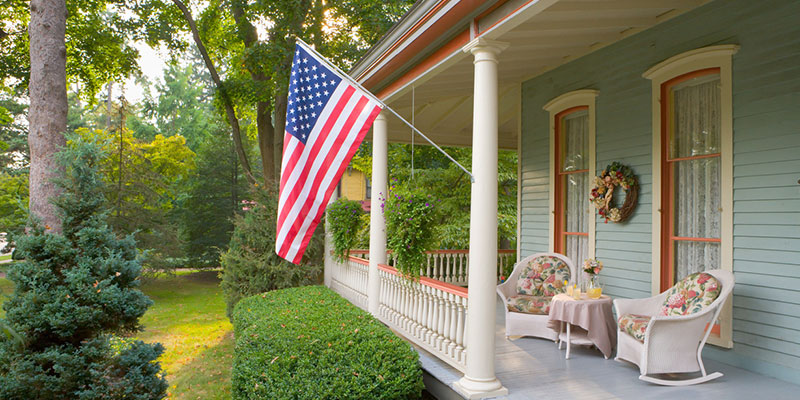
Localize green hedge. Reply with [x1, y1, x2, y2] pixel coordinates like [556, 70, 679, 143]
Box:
[232, 286, 424, 399]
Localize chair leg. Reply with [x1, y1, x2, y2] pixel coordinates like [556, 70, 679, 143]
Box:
[565, 324, 571, 360]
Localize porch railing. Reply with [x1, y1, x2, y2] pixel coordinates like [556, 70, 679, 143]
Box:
[328, 255, 369, 310]
[377, 263, 468, 372]
[349, 249, 516, 286]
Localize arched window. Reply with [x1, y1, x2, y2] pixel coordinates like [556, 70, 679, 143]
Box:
[645, 45, 738, 348]
[544, 90, 598, 269]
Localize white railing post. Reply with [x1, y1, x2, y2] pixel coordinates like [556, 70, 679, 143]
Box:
[368, 112, 388, 316]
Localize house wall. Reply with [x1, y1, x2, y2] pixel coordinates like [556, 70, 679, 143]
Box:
[519, 0, 800, 383]
[340, 168, 367, 201]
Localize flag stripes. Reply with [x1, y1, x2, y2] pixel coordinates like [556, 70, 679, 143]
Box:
[275, 45, 382, 264]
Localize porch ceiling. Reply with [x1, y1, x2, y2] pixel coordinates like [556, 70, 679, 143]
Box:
[365, 0, 708, 149]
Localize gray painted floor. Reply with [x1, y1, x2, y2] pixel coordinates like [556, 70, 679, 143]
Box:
[416, 297, 800, 400]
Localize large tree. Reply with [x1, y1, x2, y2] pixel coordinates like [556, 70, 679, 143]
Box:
[171, 0, 415, 186]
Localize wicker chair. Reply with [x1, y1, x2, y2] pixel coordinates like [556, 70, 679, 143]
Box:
[496, 253, 576, 341]
[614, 269, 734, 386]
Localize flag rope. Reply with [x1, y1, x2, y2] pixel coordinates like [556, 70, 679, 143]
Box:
[296, 38, 475, 183]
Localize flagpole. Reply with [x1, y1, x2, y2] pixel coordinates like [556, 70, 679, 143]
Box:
[295, 38, 475, 183]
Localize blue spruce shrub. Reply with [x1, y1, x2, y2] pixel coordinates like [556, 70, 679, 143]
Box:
[0, 135, 167, 399]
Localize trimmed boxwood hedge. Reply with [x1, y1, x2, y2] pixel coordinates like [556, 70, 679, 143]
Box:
[232, 286, 424, 399]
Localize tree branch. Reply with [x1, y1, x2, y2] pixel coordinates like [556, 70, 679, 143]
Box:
[171, 0, 257, 186]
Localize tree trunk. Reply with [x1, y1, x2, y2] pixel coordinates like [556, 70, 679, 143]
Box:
[28, 0, 67, 233]
[273, 93, 287, 182]
[256, 101, 275, 186]
[171, 0, 257, 186]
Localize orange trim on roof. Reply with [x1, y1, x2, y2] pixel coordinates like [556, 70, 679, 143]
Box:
[375, 29, 470, 99]
[360, 0, 487, 92]
[476, 0, 536, 35]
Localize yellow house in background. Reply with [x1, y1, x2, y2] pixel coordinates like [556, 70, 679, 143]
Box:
[338, 166, 370, 211]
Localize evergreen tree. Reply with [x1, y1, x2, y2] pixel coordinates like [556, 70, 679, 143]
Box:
[220, 185, 323, 319]
[0, 135, 166, 399]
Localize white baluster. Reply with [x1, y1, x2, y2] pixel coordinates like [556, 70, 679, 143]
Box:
[442, 291, 453, 352]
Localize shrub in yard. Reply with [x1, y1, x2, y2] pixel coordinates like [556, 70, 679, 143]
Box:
[232, 286, 424, 399]
[220, 185, 323, 319]
[326, 198, 366, 261]
[0, 136, 166, 399]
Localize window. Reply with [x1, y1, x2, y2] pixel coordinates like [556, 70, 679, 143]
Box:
[661, 69, 722, 287]
[555, 107, 590, 264]
[544, 90, 597, 267]
[645, 45, 738, 348]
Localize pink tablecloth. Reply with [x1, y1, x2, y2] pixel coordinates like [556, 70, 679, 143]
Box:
[546, 293, 617, 358]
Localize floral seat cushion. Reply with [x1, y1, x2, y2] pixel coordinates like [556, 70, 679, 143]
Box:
[660, 272, 721, 316]
[515, 255, 570, 297]
[618, 314, 651, 342]
[506, 295, 552, 315]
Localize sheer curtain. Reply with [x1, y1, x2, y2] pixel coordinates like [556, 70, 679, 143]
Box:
[671, 76, 721, 279]
[562, 111, 589, 266]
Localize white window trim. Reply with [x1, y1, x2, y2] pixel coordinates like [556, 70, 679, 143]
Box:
[644, 44, 739, 348]
[543, 89, 598, 262]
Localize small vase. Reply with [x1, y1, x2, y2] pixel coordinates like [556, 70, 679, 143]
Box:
[590, 275, 600, 289]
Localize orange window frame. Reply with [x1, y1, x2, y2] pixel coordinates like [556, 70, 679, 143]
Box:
[659, 68, 721, 291]
[554, 106, 589, 256]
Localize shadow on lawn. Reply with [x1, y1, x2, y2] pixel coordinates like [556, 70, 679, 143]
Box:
[166, 330, 235, 400]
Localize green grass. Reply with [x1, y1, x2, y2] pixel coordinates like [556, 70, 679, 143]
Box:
[0, 269, 233, 399]
[137, 270, 233, 400]
[0, 277, 13, 319]
[0, 254, 11, 262]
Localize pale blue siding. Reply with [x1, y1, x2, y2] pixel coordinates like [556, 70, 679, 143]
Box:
[519, 0, 800, 384]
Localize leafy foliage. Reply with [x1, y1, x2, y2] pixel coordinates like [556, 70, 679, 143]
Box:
[326, 198, 366, 262]
[0, 92, 28, 173]
[76, 127, 196, 272]
[178, 133, 248, 268]
[0, 173, 27, 252]
[232, 286, 424, 400]
[384, 184, 439, 279]
[0, 135, 166, 399]
[220, 185, 323, 319]
[385, 143, 518, 249]
[0, 0, 185, 101]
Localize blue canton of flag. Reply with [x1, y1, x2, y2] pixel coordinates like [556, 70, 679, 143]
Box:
[286, 46, 343, 144]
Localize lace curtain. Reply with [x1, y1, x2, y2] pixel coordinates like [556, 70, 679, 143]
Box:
[671, 76, 721, 279]
[562, 111, 589, 266]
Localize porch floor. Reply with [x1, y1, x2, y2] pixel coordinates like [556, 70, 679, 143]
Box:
[416, 297, 800, 399]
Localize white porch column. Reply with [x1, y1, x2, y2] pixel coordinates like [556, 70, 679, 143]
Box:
[455, 38, 509, 399]
[368, 112, 388, 315]
[324, 185, 339, 288]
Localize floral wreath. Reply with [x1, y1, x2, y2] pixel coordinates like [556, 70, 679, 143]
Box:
[589, 161, 638, 223]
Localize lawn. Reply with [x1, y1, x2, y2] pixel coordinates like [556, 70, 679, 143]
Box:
[0, 269, 233, 399]
[0, 253, 11, 262]
[137, 270, 233, 400]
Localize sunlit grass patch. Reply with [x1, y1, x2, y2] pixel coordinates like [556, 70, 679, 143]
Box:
[0, 278, 13, 318]
[137, 270, 233, 400]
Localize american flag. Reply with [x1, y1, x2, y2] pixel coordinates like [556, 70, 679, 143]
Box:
[275, 41, 382, 264]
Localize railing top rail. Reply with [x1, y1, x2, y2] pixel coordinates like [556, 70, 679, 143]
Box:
[347, 255, 369, 266]
[348, 249, 516, 255]
[377, 264, 468, 299]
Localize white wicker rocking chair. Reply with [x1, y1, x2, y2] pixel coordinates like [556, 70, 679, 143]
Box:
[497, 252, 576, 341]
[614, 269, 734, 386]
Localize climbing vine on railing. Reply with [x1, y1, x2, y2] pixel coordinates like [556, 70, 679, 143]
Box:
[326, 198, 366, 262]
[382, 183, 439, 280]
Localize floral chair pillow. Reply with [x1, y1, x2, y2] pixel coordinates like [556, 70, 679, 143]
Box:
[515, 255, 570, 296]
[660, 272, 721, 316]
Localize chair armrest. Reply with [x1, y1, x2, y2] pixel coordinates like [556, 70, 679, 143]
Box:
[496, 279, 515, 303]
[613, 292, 668, 318]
